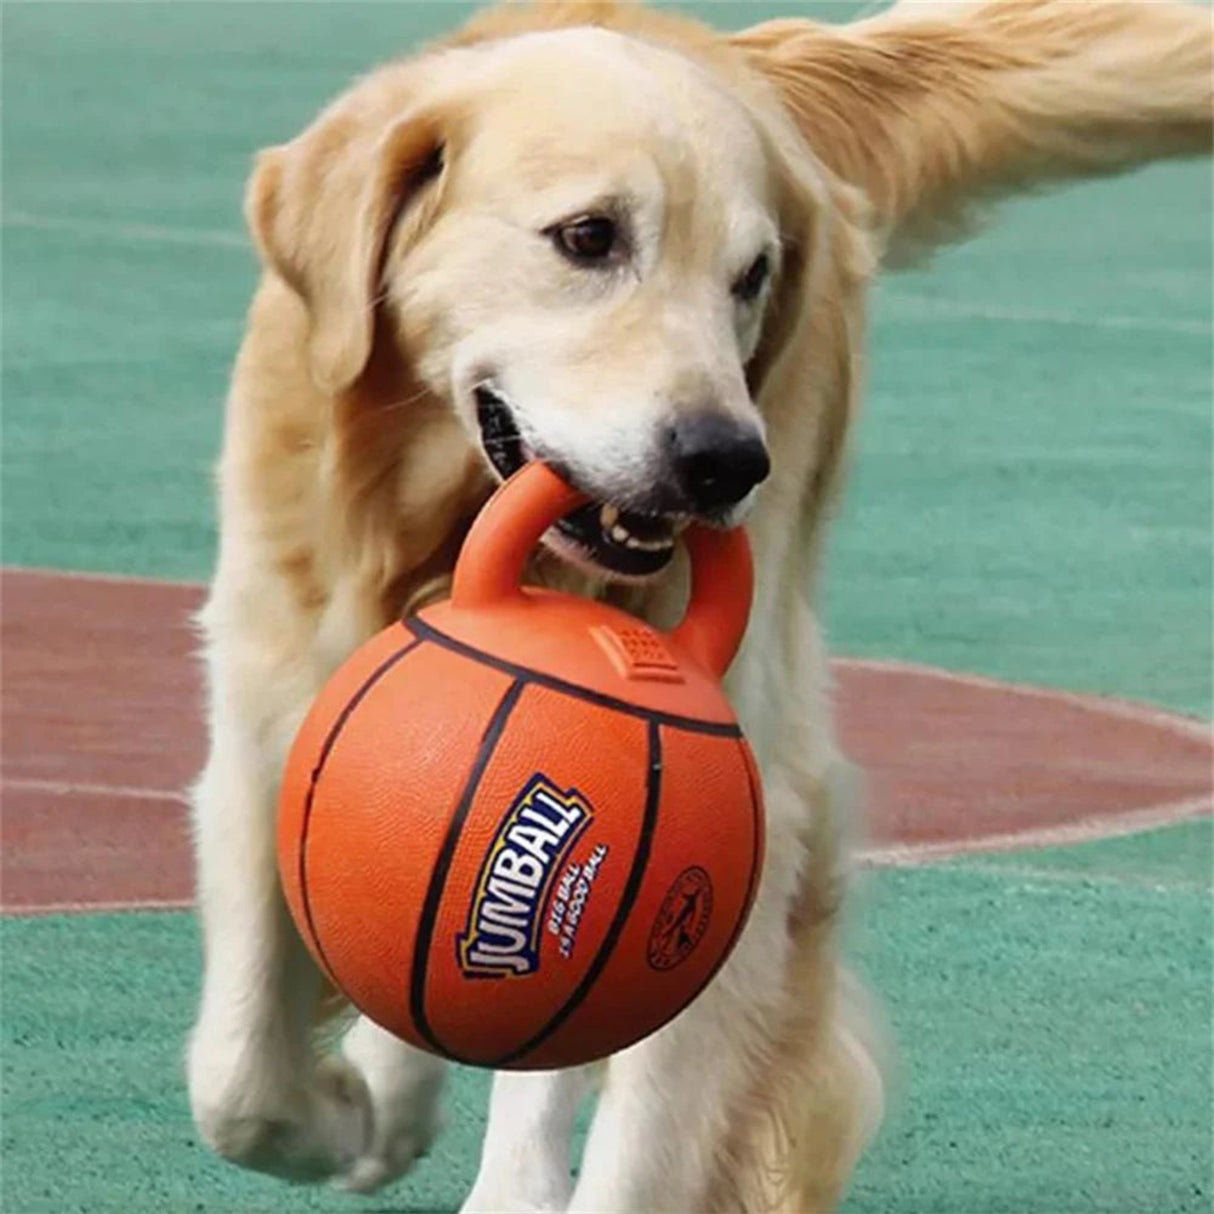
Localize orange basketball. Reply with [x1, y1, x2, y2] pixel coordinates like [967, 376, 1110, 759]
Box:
[278, 463, 764, 1070]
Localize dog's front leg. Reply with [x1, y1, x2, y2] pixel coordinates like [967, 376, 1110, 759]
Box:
[462, 1067, 597, 1213]
[188, 680, 449, 1192]
[338, 1015, 446, 1192]
[187, 706, 377, 1182]
[568, 869, 793, 1214]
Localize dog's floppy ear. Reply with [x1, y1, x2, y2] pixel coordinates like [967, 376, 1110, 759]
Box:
[744, 125, 876, 527]
[246, 102, 447, 393]
[732, 0, 1212, 261]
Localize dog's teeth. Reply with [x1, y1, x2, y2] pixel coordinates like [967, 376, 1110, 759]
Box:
[623, 535, 675, 553]
[604, 509, 676, 553]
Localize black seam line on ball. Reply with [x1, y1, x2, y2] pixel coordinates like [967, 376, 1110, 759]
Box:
[410, 677, 526, 1061]
[668, 735, 766, 1016]
[404, 616, 741, 738]
[299, 629, 421, 988]
[736, 741, 765, 929]
[486, 717, 663, 1068]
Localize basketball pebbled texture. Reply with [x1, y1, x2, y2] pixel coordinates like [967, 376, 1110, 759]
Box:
[278, 618, 764, 1071]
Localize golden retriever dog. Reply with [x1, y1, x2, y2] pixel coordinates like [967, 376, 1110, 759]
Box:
[187, 1, 1212, 1209]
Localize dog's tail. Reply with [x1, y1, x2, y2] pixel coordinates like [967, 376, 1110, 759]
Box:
[733, 0, 1214, 261]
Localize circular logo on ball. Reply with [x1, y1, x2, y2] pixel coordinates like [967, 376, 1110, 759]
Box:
[647, 867, 714, 971]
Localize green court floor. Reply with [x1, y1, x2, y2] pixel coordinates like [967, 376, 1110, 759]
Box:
[4, 1, 1211, 714]
[2, 3, 1211, 1212]
[3, 821, 1211, 1214]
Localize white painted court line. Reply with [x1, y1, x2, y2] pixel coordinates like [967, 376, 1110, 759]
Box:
[2, 211, 248, 251]
[8, 568, 1213, 739]
[879, 288, 1212, 336]
[3, 777, 187, 804]
[5, 570, 1210, 903]
[11, 796, 1210, 915]
[3, 897, 195, 918]
[4, 214, 1207, 335]
[856, 795, 1212, 867]
[919, 861, 1210, 895]
[5, 797, 1209, 916]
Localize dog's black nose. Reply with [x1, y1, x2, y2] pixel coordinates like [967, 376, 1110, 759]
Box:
[670, 414, 771, 514]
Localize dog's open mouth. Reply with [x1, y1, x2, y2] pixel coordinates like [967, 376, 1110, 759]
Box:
[475, 385, 680, 578]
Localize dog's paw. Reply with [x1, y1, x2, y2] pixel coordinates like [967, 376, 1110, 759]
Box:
[332, 1103, 439, 1195]
[332, 1017, 445, 1194]
[190, 1050, 373, 1183]
[460, 1163, 572, 1214]
[460, 1188, 569, 1214]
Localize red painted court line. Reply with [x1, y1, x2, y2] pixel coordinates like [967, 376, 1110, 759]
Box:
[1, 786, 195, 914]
[2, 567, 1210, 915]
[845, 656, 1213, 743]
[2, 563, 206, 590]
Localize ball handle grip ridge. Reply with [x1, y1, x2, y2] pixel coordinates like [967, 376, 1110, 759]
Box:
[450, 461, 753, 678]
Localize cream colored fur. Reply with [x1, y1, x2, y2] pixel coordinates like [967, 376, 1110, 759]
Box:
[187, 2, 1212, 1209]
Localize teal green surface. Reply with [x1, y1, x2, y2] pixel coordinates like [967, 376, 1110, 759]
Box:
[3, 823, 1210, 1213]
[2, 2, 1210, 712]
[3, 6, 1212, 1213]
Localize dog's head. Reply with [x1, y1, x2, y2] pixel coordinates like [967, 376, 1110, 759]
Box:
[250, 0, 1208, 585]
[247, 22, 850, 580]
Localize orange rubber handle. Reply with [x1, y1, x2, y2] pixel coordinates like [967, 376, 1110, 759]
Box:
[451, 463, 587, 610]
[666, 522, 754, 679]
[451, 462, 753, 678]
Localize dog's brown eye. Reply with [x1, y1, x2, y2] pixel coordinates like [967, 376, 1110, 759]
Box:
[551, 216, 618, 264]
[733, 252, 770, 303]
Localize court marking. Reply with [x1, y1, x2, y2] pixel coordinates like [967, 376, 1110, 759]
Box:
[927, 860, 1211, 896]
[2, 211, 249, 250]
[6, 777, 187, 804]
[4, 732, 1207, 917]
[4, 213, 1207, 335]
[7, 563, 1211, 738]
[3, 566, 1209, 915]
[858, 794, 1211, 868]
[12, 898, 196, 918]
[11, 793, 1208, 919]
[878, 288, 1212, 336]
[3, 564, 207, 590]
[844, 656, 1212, 743]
